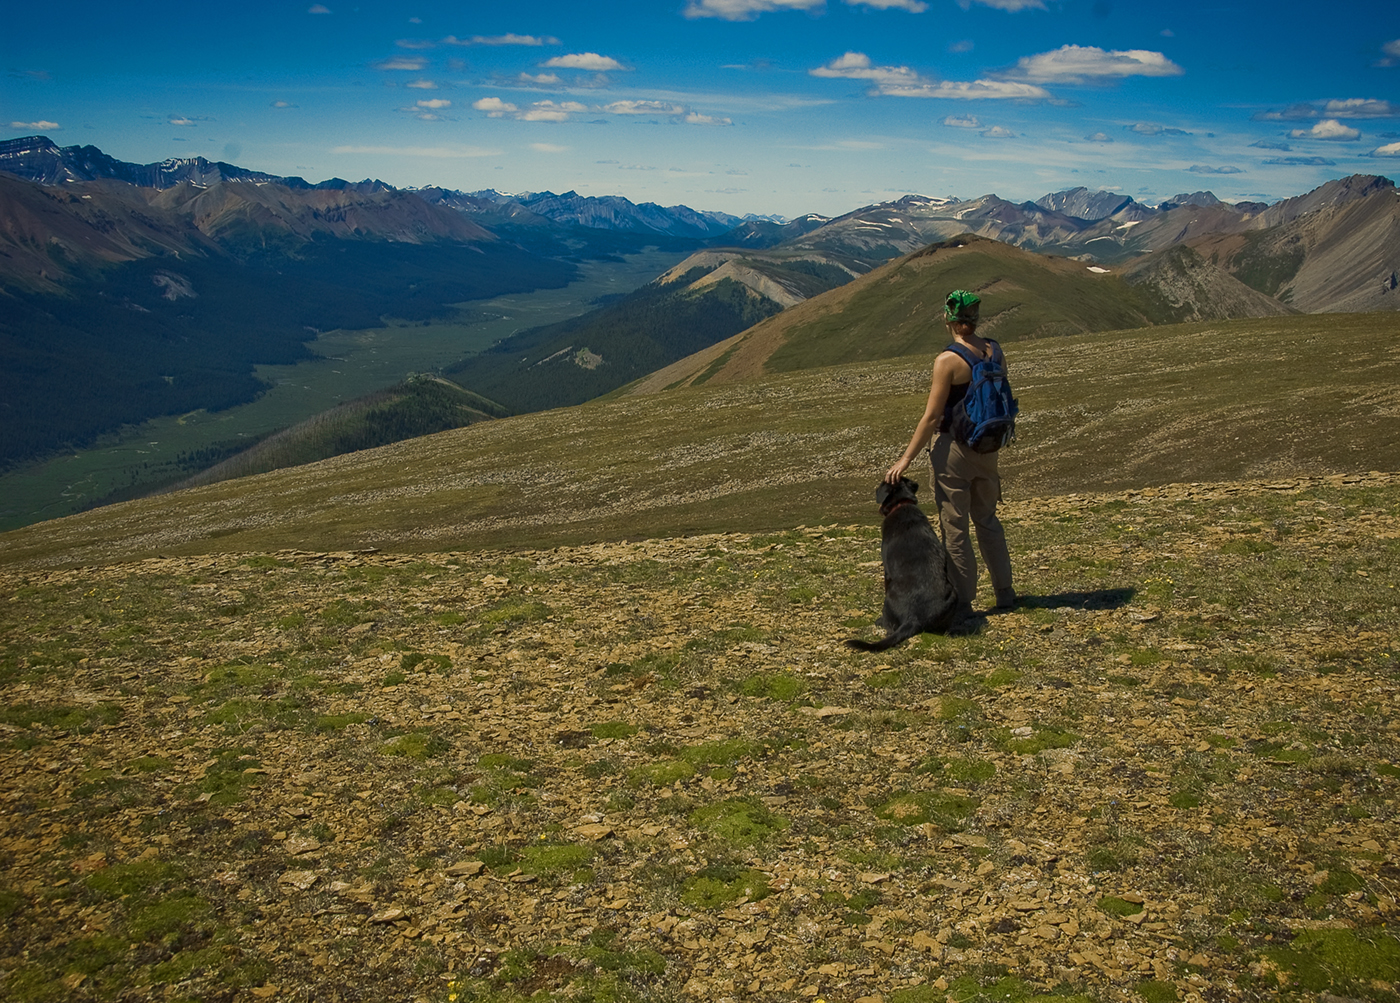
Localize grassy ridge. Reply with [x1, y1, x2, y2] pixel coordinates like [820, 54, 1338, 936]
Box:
[174, 376, 509, 490]
[762, 239, 1160, 373]
[1, 312, 1395, 569]
[442, 270, 782, 414]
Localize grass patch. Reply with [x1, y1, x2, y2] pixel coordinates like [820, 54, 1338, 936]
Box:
[998, 724, 1079, 755]
[381, 731, 449, 760]
[680, 865, 771, 908]
[689, 798, 788, 846]
[0, 702, 123, 733]
[874, 790, 979, 829]
[630, 759, 696, 787]
[588, 721, 638, 740]
[738, 671, 806, 701]
[1261, 926, 1400, 995]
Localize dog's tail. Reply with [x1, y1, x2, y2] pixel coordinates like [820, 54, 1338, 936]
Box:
[844, 621, 923, 652]
[845, 596, 962, 652]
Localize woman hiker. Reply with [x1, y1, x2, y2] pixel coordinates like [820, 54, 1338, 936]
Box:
[883, 289, 1016, 618]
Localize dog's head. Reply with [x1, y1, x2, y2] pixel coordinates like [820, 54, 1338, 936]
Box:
[875, 477, 919, 514]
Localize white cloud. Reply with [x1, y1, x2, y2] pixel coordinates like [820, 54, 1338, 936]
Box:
[1318, 98, 1399, 119]
[542, 53, 625, 71]
[10, 120, 60, 130]
[417, 99, 451, 109]
[516, 73, 563, 86]
[891, 79, 1048, 99]
[959, 0, 1045, 9]
[1084, 132, 1113, 143]
[1262, 156, 1335, 166]
[473, 97, 518, 117]
[1371, 141, 1400, 157]
[271, 101, 297, 109]
[373, 56, 427, 71]
[1257, 98, 1399, 121]
[1290, 119, 1362, 141]
[1187, 164, 1243, 174]
[1129, 122, 1187, 136]
[845, 0, 928, 11]
[604, 100, 687, 116]
[811, 52, 1049, 99]
[407, 79, 438, 90]
[981, 125, 1015, 137]
[307, 4, 330, 12]
[943, 114, 981, 128]
[1382, 39, 1400, 65]
[443, 33, 559, 46]
[530, 143, 569, 153]
[168, 116, 197, 126]
[331, 145, 499, 158]
[520, 100, 589, 122]
[684, 111, 734, 125]
[684, 0, 823, 20]
[811, 52, 922, 87]
[1008, 45, 1183, 84]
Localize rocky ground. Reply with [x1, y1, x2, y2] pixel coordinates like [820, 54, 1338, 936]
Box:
[1, 473, 1398, 1003]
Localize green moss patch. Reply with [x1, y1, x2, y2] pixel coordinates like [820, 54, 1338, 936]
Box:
[998, 724, 1079, 755]
[588, 720, 638, 740]
[630, 759, 696, 787]
[1262, 926, 1400, 994]
[381, 731, 449, 759]
[739, 671, 806, 700]
[680, 865, 772, 908]
[1099, 895, 1146, 917]
[689, 798, 788, 846]
[874, 790, 980, 829]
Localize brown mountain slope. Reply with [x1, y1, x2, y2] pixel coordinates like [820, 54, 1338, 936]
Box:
[1187, 184, 1400, 313]
[0, 174, 218, 288]
[0, 173, 496, 290]
[150, 181, 493, 247]
[1119, 245, 1300, 323]
[621, 236, 1163, 396]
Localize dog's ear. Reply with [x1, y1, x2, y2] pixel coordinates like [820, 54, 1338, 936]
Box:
[902, 477, 919, 496]
[875, 481, 894, 505]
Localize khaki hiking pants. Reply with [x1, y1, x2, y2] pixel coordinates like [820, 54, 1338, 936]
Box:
[929, 434, 1014, 606]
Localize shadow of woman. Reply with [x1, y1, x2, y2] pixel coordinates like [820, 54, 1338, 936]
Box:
[1004, 587, 1137, 612]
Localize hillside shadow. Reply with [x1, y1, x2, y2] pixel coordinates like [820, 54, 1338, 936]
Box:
[1014, 587, 1137, 611]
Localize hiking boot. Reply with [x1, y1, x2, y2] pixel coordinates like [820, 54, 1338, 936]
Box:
[949, 601, 984, 635]
[993, 589, 1018, 611]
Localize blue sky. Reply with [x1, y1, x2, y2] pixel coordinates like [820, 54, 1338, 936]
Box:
[4, 0, 1398, 218]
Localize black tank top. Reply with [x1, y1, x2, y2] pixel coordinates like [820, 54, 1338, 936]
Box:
[939, 339, 995, 433]
[940, 381, 968, 435]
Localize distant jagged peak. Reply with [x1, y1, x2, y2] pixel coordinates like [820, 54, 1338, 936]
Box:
[1034, 186, 1145, 222]
[1158, 190, 1222, 211]
[882, 193, 961, 210]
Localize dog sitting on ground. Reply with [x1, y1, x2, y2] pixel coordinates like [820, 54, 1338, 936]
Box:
[845, 478, 960, 652]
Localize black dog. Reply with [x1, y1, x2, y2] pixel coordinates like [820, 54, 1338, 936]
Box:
[846, 478, 959, 652]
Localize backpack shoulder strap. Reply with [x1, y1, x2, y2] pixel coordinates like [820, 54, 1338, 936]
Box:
[944, 343, 981, 368]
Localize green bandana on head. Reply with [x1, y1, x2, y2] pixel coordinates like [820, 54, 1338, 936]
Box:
[944, 289, 980, 325]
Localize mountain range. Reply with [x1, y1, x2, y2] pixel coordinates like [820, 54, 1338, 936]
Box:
[2, 132, 1398, 515]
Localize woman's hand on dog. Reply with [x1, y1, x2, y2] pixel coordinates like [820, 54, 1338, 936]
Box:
[884, 457, 912, 484]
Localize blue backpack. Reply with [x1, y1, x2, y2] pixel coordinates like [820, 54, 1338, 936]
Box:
[946, 341, 1018, 453]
